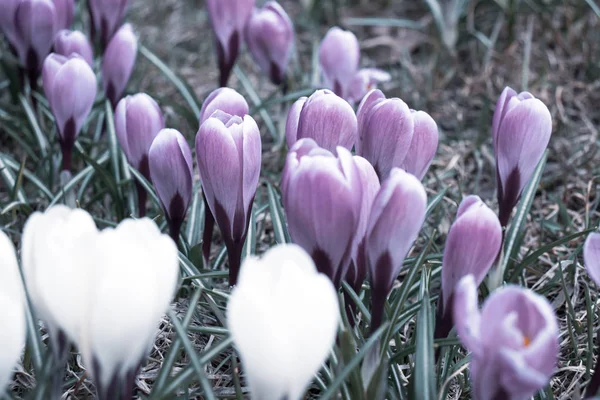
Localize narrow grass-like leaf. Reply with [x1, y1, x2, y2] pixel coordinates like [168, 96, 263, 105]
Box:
[185, 188, 204, 247]
[242, 206, 257, 259]
[19, 94, 48, 157]
[104, 101, 122, 197]
[267, 183, 288, 244]
[0, 153, 53, 199]
[128, 165, 162, 209]
[412, 275, 436, 399]
[0, 155, 26, 203]
[48, 153, 109, 206]
[344, 17, 425, 29]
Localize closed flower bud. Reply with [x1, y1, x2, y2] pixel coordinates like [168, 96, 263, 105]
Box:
[319, 27, 360, 99]
[13, 0, 57, 75]
[199, 87, 249, 126]
[285, 89, 357, 152]
[102, 23, 137, 108]
[435, 195, 502, 341]
[0, 0, 21, 47]
[42, 53, 97, 171]
[228, 244, 340, 400]
[493, 87, 552, 226]
[282, 141, 362, 286]
[453, 274, 559, 400]
[196, 111, 262, 286]
[54, 29, 94, 66]
[347, 68, 391, 105]
[245, 1, 294, 85]
[81, 218, 179, 400]
[206, 0, 255, 87]
[365, 168, 427, 330]
[149, 129, 193, 242]
[0, 232, 26, 393]
[584, 232, 600, 288]
[88, 0, 129, 48]
[52, 0, 74, 31]
[357, 89, 438, 180]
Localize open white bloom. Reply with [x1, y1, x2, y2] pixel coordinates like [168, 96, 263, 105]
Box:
[0, 231, 25, 392]
[228, 244, 340, 400]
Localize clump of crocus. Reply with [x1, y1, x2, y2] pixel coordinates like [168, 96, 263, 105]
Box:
[228, 244, 340, 400]
[583, 232, 600, 398]
[54, 29, 94, 66]
[453, 274, 559, 400]
[102, 23, 137, 108]
[206, 0, 255, 87]
[285, 89, 357, 152]
[149, 128, 193, 242]
[245, 1, 294, 86]
[282, 139, 362, 286]
[493, 87, 552, 227]
[434, 195, 502, 343]
[319, 27, 390, 104]
[356, 89, 439, 181]
[115, 93, 165, 217]
[0, 231, 25, 394]
[196, 111, 262, 286]
[88, 0, 129, 49]
[365, 168, 427, 331]
[42, 53, 97, 172]
[198, 87, 250, 266]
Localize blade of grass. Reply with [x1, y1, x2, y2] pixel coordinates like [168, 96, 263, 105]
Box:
[19, 94, 48, 157]
[267, 183, 288, 244]
[0, 155, 26, 203]
[412, 271, 436, 400]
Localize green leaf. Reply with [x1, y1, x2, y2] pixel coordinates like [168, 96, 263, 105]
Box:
[128, 165, 162, 209]
[267, 183, 289, 244]
[412, 275, 436, 400]
[19, 94, 49, 157]
[185, 188, 205, 247]
[0, 154, 26, 204]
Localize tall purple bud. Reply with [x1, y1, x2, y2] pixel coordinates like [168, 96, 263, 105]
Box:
[434, 195, 502, 343]
[285, 89, 357, 152]
[318, 27, 359, 99]
[42, 53, 97, 171]
[54, 30, 94, 66]
[102, 23, 137, 108]
[52, 0, 74, 31]
[149, 129, 193, 243]
[206, 0, 255, 87]
[88, 0, 129, 49]
[245, 1, 294, 86]
[196, 111, 262, 286]
[493, 87, 552, 227]
[282, 139, 362, 287]
[115, 93, 165, 217]
[357, 89, 439, 181]
[198, 87, 250, 266]
[365, 168, 427, 331]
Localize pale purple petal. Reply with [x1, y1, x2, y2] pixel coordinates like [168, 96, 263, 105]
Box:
[15, 0, 57, 70]
[285, 96, 307, 149]
[318, 27, 360, 98]
[199, 87, 249, 126]
[400, 110, 438, 180]
[54, 30, 94, 66]
[584, 232, 600, 287]
[452, 275, 482, 355]
[52, 0, 74, 30]
[102, 23, 137, 106]
[356, 89, 385, 155]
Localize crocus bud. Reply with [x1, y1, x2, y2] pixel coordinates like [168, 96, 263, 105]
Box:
[42, 53, 98, 171]
[206, 0, 255, 87]
[102, 23, 137, 108]
[282, 141, 362, 286]
[245, 1, 294, 85]
[52, 0, 74, 30]
[196, 111, 262, 286]
[347, 68, 391, 105]
[0, 0, 21, 47]
[285, 89, 357, 152]
[365, 168, 427, 330]
[319, 27, 360, 99]
[149, 129, 193, 242]
[435, 195, 502, 341]
[54, 29, 94, 66]
[115, 93, 164, 216]
[88, 0, 129, 48]
[199, 87, 249, 126]
[454, 274, 559, 400]
[228, 244, 340, 400]
[81, 218, 179, 400]
[357, 89, 439, 180]
[13, 0, 57, 75]
[0, 232, 25, 393]
[493, 87, 552, 226]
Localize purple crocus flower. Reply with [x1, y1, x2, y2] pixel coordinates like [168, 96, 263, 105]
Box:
[435, 195, 502, 341]
[318, 27, 359, 99]
[282, 139, 362, 286]
[347, 68, 391, 105]
[245, 1, 294, 86]
[206, 0, 255, 87]
[54, 30, 94, 66]
[88, 0, 129, 48]
[149, 129, 193, 242]
[102, 23, 137, 108]
[196, 111, 262, 286]
[42, 53, 97, 171]
[52, 0, 74, 31]
[115, 93, 165, 216]
[493, 87, 552, 227]
[453, 274, 559, 400]
[285, 89, 357, 152]
[357, 89, 439, 181]
[365, 168, 427, 331]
